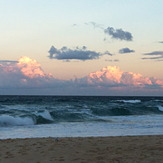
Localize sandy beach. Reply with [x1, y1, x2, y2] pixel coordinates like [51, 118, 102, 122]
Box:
[0, 135, 163, 163]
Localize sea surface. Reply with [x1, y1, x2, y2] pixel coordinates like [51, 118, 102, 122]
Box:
[0, 96, 163, 139]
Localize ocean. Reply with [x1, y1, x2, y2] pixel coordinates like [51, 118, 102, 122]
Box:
[0, 96, 163, 139]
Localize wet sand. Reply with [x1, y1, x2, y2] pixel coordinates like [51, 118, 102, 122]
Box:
[0, 135, 163, 163]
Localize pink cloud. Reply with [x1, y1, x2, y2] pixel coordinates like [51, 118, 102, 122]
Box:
[0, 56, 53, 88]
[0, 57, 162, 95]
[81, 66, 163, 89]
[17, 57, 47, 78]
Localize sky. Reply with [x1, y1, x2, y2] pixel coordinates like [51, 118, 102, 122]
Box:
[0, 0, 163, 95]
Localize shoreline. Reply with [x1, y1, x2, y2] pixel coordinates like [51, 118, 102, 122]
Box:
[0, 135, 163, 163]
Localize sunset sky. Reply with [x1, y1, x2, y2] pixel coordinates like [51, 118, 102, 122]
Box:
[0, 0, 163, 95]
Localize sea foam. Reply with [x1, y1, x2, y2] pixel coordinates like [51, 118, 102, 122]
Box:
[157, 105, 163, 112]
[35, 110, 53, 121]
[0, 115, 34, 126]
[117, 100, 141, 103]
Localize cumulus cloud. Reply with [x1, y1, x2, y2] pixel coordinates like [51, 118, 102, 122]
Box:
[48, 46, 112, 61]
[0, 57, 163, 95]
[78, 66, 163, 89]
[142, 51, 163, 61]
[0, 56, 62, 89]
[104, 27, 133, 41]
[119, 48, 135, 54]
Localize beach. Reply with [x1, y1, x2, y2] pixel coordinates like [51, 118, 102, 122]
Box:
[1, 96, 163, 162]
[0, 135, 163, 163]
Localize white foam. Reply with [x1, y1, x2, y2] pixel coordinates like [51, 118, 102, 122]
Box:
[154, 100, 163, 102]
[0, 115, 34, 126]
[35, 110, 53, 121]
[157, 105, 163, 112]
[1, 115, 163, 139]
[117, 100, 141, 103]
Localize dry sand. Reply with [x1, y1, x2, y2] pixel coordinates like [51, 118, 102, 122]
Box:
[0, 135, 163, 163]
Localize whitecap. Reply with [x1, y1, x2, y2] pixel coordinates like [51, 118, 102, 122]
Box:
[0, 115, 34, 126]
[35, 110, 53, 121]
[117, 100, 141, 103]
[157, 105, 163, 112]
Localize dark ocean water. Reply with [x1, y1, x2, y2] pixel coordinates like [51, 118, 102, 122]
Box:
[0, 96, 163, 126]
[0, 96, 163, 139]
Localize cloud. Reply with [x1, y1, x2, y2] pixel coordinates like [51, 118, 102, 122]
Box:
[48, 46, 112, 61]
[105, 59, 119, 62]
[104, 27, 133, 41]
[0, 60, 18, 63]
[158, 41, 163, 43]
[0, 57, 55, 89]
[119, 48, 135, 54]
[0, 60, 18, 66]
[142, 51, 163, 61]
[78, 66, 163, 89]
[144, 51, 163, 55]
[85, 22, 104, 29]
[74, 22, 133, 43]
[0, 57, 162, 95]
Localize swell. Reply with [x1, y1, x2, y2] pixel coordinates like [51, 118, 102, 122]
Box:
[0, 96, 163, 126]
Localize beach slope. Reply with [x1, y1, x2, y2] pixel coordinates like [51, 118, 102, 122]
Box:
[0, 135, 163, 163]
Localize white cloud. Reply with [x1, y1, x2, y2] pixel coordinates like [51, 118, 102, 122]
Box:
[76, 66, 163, 88]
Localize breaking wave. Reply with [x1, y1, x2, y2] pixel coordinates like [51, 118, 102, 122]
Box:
[0, 96, 163, 126]
[0, 115, 34, 126]
[157, 105, 163, 112]
[116, 100, 141, 103]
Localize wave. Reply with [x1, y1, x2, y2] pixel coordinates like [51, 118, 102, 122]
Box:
[34, 110, 54, 121]
[0, 115, 34, 126]
[0, 105, 162, 127]
[116, 100, 141, 103]
[0, 96, 163, 127]
[157, 106, 163, 112]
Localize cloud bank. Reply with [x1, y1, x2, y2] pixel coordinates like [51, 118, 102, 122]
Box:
[0, 60, 18, 63]
[104, 27, 133, 41]
[119, 48, 135, 54]
[0, 57, 162, 95]
[142, 51, 163, 61]
[48, 46, 112, 61]
[81, 66, 163, 87]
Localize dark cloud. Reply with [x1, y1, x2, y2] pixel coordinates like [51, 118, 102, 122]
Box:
[48, 46, 112, 61]
[104, 51, 113, 56]
[142, 51, 163, 61]
[0, 60, 18, 64]
[144, 51, 163, 55]
[74, 22, 133, 42]
[158, 41, 163, 43]
[105, 59, 119, 62]
[119, 48, 135, 54]
[104, 27, 133, 41]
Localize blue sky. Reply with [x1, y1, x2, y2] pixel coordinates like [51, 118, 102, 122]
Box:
[0, 0, 163, 95]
